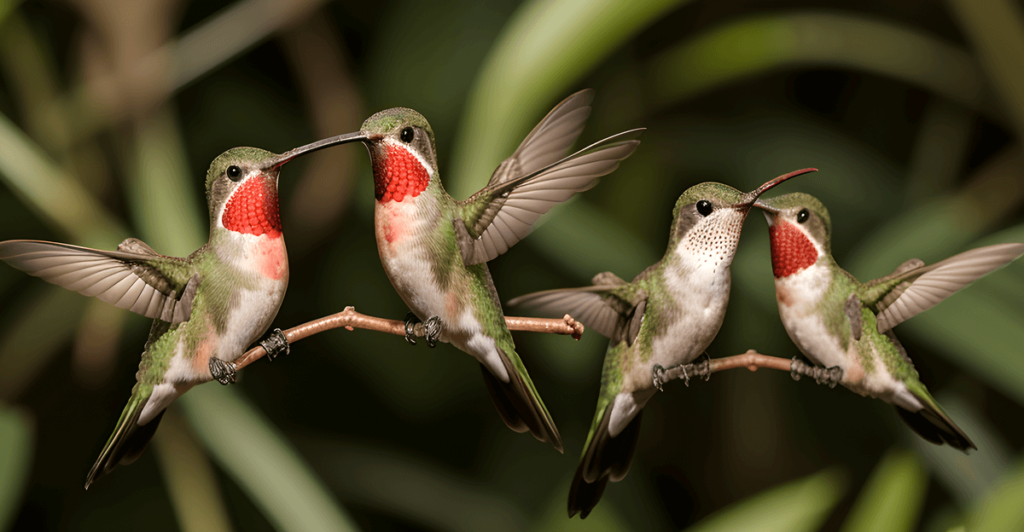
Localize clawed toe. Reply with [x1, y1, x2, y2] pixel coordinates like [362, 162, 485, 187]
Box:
[423, 316, 442, 348]
[404, 312, 420, 345]
[652, 364, 667, 392]
[210, 357, 237, 385]
[260, 328, 290, 362]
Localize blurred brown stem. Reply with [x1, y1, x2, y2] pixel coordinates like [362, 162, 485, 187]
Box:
[233, 308, 585, 371]
[658, 349, 826, 387]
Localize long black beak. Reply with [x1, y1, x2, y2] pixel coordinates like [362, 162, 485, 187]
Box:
[261, 131, 370, 171]
[736, 167, 817, 210]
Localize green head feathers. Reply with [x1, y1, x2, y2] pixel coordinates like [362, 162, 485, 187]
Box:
[757, 192, 833, 251]
[204, 147, 275, 191]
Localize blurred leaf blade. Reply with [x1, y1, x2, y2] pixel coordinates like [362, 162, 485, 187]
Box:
[684, 468, 847, 532]
[839, 450, 927, 532]
[179, 386, 360, 532]
[0, 112, 124, 247]
[946, 0, 1024, 139]
[0, 403, 32, 532]
[967, 458, 1024, 532]
[451, 0, 688, 198]
[647, 12, 993, 117]
[152, 407, 233, 532]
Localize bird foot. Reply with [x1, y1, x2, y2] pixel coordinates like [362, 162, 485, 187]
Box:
[652, 364, 668, 392]
[210, 357, 237, 385]
[422, 316, 442, 348]
[404, 313, 421, 345]
[693, 352, 712, 382]
[403, 313, 443, 347]
[790, 358, 843, 387]
[260, 328, 290, 362]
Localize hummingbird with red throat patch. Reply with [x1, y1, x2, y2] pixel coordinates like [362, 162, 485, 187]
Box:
[509, 169, 815, 518]
[0, 135, 357, 488]
[317, 90, 643, 451]
[755, 192, 1024, 451]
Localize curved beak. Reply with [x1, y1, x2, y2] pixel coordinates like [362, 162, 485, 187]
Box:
[261, 131, 371, 171]
[728, 167, 817, 216]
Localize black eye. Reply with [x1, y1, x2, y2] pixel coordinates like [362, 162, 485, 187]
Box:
[227, 165, 242, 181]
[797, 208, 810, 223]
[400, 127, 414, 143]
[696, 200, 713, 216]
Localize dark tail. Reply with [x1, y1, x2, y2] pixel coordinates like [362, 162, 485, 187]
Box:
[480, 349, 562, 452]
[568, 408, 643, 518]
[896, 405, 976, 452]
[85, 392, 164, 489]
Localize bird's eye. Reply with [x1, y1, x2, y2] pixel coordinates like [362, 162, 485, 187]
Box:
[696, 200, 713, 216]
[227, 165, 242, 181]
[400, 127, 414, 143]
[797, 208, 810, 223]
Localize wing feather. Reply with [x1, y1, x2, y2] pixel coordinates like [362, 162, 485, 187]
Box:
[457, 128, 643, 265]
[875, 243, 1024, 332]
[0, 240, 196, 323]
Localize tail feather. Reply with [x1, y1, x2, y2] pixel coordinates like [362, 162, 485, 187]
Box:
[479, 347, 562, 452]
[896, 405, 976, 452]
[569, 406, 643, 518]
[85, 391, 164, 489]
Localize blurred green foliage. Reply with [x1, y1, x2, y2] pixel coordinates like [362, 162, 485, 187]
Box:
[0, 0, 1022, 531]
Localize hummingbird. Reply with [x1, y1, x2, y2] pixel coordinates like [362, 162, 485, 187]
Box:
[508, 169, 815, 518]
[316, 90, 643, 451]
[755, 192, 1024, 451]
[0, 136, 354, 488]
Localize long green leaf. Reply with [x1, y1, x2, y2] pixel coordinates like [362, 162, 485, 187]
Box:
[450, 0, 688, 198]
[646, 12, 994, 118]
[152, 407, 233, 532]
[0, 112, 124, 247]
[683, 468, 847, 532]
[0, 403, 32, 532]
[304, 439, 525, 532]
[839, 450, 927, 532]
[946, 0, 1024, 139]
[179, 386, 360, 532]
[128, 109, 206, 255]
[966, 458, 1024, 532]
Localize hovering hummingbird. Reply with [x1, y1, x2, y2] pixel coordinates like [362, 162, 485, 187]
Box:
[0, 136, 352, 488]
[315, 90, 642, 451]
[509, 169, 815, 518]
[755, 192, 1024, 451]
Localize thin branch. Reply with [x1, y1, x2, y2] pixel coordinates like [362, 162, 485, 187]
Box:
[655, 349, 842, 389]
[233, 307, 584, 372]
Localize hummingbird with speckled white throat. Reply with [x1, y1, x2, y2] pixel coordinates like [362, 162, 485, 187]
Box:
[755, 192, 1024, 451]
[317, 90, 643, 451]
[509, 169, 815, 518]
[0, 135, 356, 488]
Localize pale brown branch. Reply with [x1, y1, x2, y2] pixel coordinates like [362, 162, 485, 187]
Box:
[233, 307, 584, 372]
[656, 349, 840, 389]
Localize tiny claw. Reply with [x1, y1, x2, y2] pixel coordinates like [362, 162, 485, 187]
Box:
[260, 328, 290, 362]
[209, 357, 237, 385]
[826, 366, 843, 388]
[790, 357, 804, 381]
[652, 364, 667, 392]
[423, 316, 442, 348]
[404, 312, 420, 346]
[695, 352, 711, 382]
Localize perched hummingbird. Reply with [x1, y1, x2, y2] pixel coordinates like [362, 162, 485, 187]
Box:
[0, 136, 352, 488]
[509, 169, 815, 518]
[755, 192, 1024, 451]
[317, 90, 643, 451]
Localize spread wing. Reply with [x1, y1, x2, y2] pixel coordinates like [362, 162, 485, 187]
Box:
[508, 272, 646, 345]
[862, 243, 1024, 333]
[486, 89, 593, 187]
[454, 128, 643, 265]
[0, 239, 198, 324]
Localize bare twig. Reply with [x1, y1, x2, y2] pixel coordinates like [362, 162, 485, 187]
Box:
[655, 349, 841, 389]
[233, 308, 585, 371]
